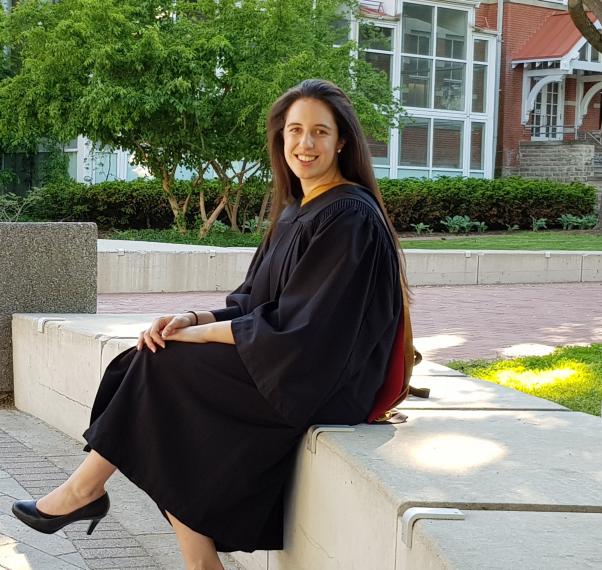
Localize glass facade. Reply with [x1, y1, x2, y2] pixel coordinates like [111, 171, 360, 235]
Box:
[359, 1, 494, 179]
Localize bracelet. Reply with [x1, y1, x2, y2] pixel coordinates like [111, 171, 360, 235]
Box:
[185, 310, 198, 326]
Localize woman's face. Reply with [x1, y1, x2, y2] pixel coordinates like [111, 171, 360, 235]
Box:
[283, 97, 343, 191]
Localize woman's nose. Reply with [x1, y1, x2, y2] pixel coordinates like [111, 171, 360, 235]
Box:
[299, 132, 314, 149]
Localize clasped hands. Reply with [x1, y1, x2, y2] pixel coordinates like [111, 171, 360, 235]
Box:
[137, 311, 219, 352]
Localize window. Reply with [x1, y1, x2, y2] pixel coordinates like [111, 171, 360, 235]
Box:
[359, 24, 394, 83]
[436, 8, 467, 59]
[472, 64, 486, 113]
[434, 60, 465, 111]
[402, 3, 433, 56]
[401, 57, 432, 108]
[332, 16, 351, 46]
[399, 118, 430, 167]
[367, 135, 390, 166]
[471, 123, 485, 170]
[400, 4, 469, 112]
[531, 80, 563, 140]
[473, 39, 488, 63]
[433, 120, 463, 169]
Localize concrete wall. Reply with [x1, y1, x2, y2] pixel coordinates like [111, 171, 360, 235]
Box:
[518, 141, 595, 183]
[97, 241, 602, 293]
[0, 222, 97, 392]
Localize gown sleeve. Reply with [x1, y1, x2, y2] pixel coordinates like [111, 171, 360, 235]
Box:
[210, 245, 266, 322]
[230, 201, 398, 427]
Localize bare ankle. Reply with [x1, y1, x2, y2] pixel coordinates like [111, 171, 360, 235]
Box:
[67, 479, 105, 502]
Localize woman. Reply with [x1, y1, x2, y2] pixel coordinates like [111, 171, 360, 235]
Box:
[12, 79, 408, 570]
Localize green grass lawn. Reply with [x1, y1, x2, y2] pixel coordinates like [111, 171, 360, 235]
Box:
[108, 228, 264, 247]
[108, 228, 602, 250]
[447, 344, 602, 416]
[400, 230, 602, 251]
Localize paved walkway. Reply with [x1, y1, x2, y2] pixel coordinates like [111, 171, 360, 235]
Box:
[0, 410, 244, 570]
[98, 282, 602, 363]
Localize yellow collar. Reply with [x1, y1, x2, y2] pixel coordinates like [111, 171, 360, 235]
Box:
[301, 179, 350, 207]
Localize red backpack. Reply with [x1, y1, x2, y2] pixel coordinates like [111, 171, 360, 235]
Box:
[367, 286, 425, 423]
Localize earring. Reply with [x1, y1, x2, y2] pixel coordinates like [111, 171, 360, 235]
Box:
[337, 148, 342, 154]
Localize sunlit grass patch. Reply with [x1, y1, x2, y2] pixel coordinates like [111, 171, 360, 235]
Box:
[447, 344, 602, 416]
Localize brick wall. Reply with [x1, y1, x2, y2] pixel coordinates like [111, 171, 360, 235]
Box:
[475, 2, 498, 31]
[518, 141, 594, 182]
[498, 3, 562, 174]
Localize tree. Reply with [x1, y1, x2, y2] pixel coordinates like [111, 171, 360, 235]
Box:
[569, 0, 602, 53]
[189, 0, 404, 237]
[1, 0, 225, 232]
[1, 0, 403, 235]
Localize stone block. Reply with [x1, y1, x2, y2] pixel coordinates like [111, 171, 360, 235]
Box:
[402, 511, 602, 570]
[582, 253, 602, 281]
[12, 314, 148, 441]
[97, 240, 255, 293]
[405, 250, 479, 286]
[0, 222, 97, 391]
[250, 409, 602, 570]
[477, 251, 583, 284]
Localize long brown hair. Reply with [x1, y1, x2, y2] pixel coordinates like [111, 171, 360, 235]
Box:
[264, 78, 410, 295]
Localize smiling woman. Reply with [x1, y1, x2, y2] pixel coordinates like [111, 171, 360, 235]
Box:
[11, 79, 415, 570]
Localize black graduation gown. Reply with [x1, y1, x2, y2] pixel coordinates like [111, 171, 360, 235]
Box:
[83, 183, 402, 553]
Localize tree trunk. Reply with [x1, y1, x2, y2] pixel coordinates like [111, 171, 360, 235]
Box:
[198, 194, 228, 239]
[258, 180, 272, 226]
[161, 171, 188, 235]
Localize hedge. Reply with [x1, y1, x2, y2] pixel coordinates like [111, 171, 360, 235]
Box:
[27, 176, 597, 231]
[28, 178, 267, 230]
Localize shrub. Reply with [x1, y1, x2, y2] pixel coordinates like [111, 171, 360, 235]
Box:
[441, 215, 474, 234]
[28, 178, 267, 230]
[378, 176, 596, 231]
[25, 175, 597, 232]
[531, 217, 548, 231]
[410, 222, 432, 235]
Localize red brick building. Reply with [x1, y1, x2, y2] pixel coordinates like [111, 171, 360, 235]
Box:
[360, 0, 602, 182]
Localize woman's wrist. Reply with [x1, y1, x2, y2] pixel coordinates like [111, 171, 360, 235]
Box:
[181, 311, 216, 327]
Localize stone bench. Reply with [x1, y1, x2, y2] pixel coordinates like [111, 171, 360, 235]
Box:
[98, 240, 602, 293]
[11, 313, 602, 569]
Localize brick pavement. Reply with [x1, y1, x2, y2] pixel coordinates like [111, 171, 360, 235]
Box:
[98, 282, 602, 363]
[0, 411, 245, 570]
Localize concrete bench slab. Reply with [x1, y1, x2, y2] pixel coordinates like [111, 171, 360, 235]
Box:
[12, 314, 149, 441]
[404, 511, 602, 570]
[402, 374, 568, 411]
[242, 409, 602, 570]
[323, 411, 602, 512]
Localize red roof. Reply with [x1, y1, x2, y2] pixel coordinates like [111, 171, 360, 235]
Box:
[513, 12, 597, 62]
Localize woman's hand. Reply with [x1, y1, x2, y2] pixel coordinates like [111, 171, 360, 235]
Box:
[137, 314, 193, 352]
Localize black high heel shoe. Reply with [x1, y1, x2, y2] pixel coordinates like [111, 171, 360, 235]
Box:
[12, 492, 110, 535]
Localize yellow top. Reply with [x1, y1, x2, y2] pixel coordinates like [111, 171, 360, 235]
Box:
[300, 179, 351, 207]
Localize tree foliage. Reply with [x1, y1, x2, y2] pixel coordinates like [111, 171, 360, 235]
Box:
[0, 0, 403, 232]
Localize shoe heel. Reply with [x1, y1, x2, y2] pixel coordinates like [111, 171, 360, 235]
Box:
[87, 518, 101, 535]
